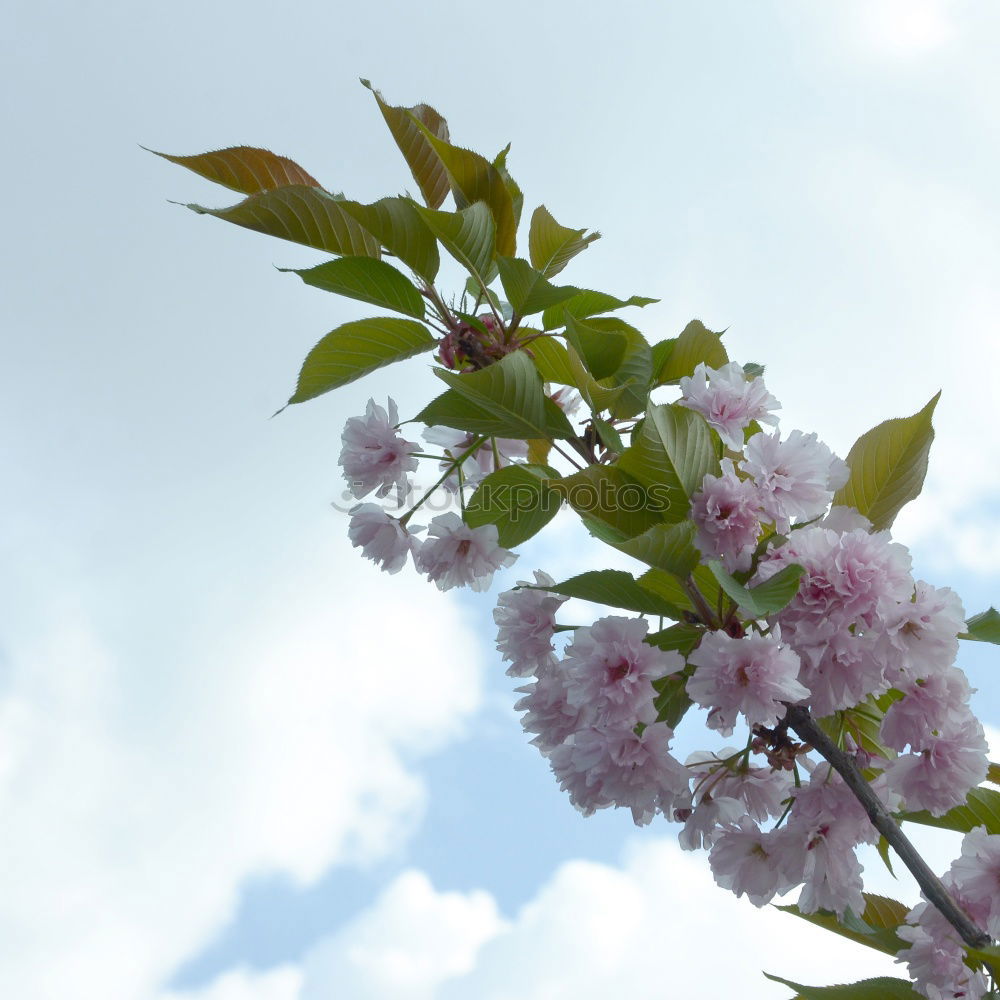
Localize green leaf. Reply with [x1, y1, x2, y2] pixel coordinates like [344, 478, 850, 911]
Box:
[564, 344, 630, 413]
[592, 416, 625, 455]
[616, 403, 720, 523]
[651, 664, 696, 726]
[706, 561, 804, 618]
[412, 201, 496, 285]
[362, 80, 451, 209]
[493, 144, 524, 231]
[988, 762, 1000, 786]
[542, 289, 658, 331]
[962, 607, 1000, 644]
[646, 625, 702, 655]
[564, 314, 627, 380]
[832, 393, 940, 531]
[528, 205, 600, 278]
[496, 257, 580, 316]
[548, 465, 667, 540]
[536, 569, 684, 616]
[465, 464, 561, 547]
[601, 319, 653, 419]
[529, 336, 576, 386]
[614, 522, 700, 577]
[149, 145, 320, 194]
[418, 389, 572, 441]
[775, 893, 908, 959]
[763, 974, 921, 1000]
[637, 569, 695, 615]
[410, 121, 517, 256]
[338, 197, 440, 281]
[658, 320, 728, 382]
[185, 186, 381, 258]
[901, 786, 1000, 834]
[650, 339, 676, 382]
[436, 350, 573, 441]
[287, 317, 435, 404]
[280, 256, 424, 318]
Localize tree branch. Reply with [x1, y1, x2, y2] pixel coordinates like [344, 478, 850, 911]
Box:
[784, 705, 992, 951]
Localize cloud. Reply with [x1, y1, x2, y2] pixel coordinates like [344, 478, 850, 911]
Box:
[844, 0, 958, 57]
[160, 966, 302, 1000]
[0, 528, 486, 1000]
[278, 836, 924, 999]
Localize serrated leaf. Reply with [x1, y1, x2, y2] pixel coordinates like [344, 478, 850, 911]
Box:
[287, 317, 434, 404]
[650, 339, 676, 382]
[542, 289, 658, 331]
[149, 145, 320, 194]
[637, 569, 696, 614]
[535, 569, 683, 616]
[418, 390, 572, 441]
[833, 394, 940, 531]
[901, 786, 1000, 834]
[616, 403, 720, 523]
[707, 561, 804, 619]
[601, 319, 652, 419]
[564, 314, 627, 380]
[362, 80, 451, 209]
[876, 835, 896, 877]
[529, 336, 576, 386]
[281, 256, 424, 317]
[647, 625, 702, 655]
[592, 416, 625, 455]
[651, 664, 696, 726]
[528, 205, 600, 278]
[763, 974, 921, 1000]
[565, 343, 630, 413]
[548, 465, 666, 540]
[465, 464, 561, 547]
[614, 522, 700, 577]
[493, 144, 524, 231]
[775, 893, 908, 959]
[436, 350, 573, 441]
[339, 197, 440, 281]
[411, 121, 517, 256]
[185, 186, 380, 258]
[988, 762, 1000, 786]
[962, 607, 1000, 644]
[658, 320, 728, 382]
[412, 201, 496, 285]
[496, 257, 580, 316]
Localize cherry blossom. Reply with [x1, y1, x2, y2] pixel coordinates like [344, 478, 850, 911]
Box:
[340, 398, 419, 500]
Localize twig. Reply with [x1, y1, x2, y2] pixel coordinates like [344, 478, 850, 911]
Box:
[784, 705, 992, 950]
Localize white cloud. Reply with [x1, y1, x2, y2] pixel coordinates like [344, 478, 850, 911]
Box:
[845, 0, 958, 57]
[0, 528, 486, 1000]
[301, 870, 507, 999]
[283, 837, 922, 1000]
[160, 966, 302, 1000]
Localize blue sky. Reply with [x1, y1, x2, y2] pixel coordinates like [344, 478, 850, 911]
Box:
[4, 1, 1000, 997]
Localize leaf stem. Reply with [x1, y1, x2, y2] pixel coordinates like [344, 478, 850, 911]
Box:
[784, 705, 992, 951]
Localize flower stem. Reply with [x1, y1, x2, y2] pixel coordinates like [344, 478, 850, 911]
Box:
[400, 436, 487, 526]
[784, 705, 992, 950]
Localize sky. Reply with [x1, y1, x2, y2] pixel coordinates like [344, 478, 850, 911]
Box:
[3, 0, 1000, 997]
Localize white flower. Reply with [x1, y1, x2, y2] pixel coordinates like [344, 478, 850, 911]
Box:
[415, 513, 517, 592]
[347, 504, 419, 574]
[340, 398, 419, 500]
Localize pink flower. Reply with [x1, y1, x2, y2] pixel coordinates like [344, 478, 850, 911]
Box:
[949, 827, 1000, 939]
[899, 896, 991, 1000]
[880, 668, 974, 752]
[882, 581, 965, 682]
[884, 718, 988, 816]
[708, 818, 800, 906]
[796, 833, 866, 918]
[563, 616, 682, 726]
[798, 631, 889, 718]
[741, 429, 849, 532]
[494, 571, 567, 677]
[787, 762, 883, 849]
[415, 513, 517, 592]
[549, 721, 690, 825]
[340, 398, 419, 500]
[686, 629, 808, 735]
[820, 506, 872, 534]
[347, 504, 420, 574]
[690, 459, 765, 572]
[678, 362, 780, 451]
[515, 665, 582, 755]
